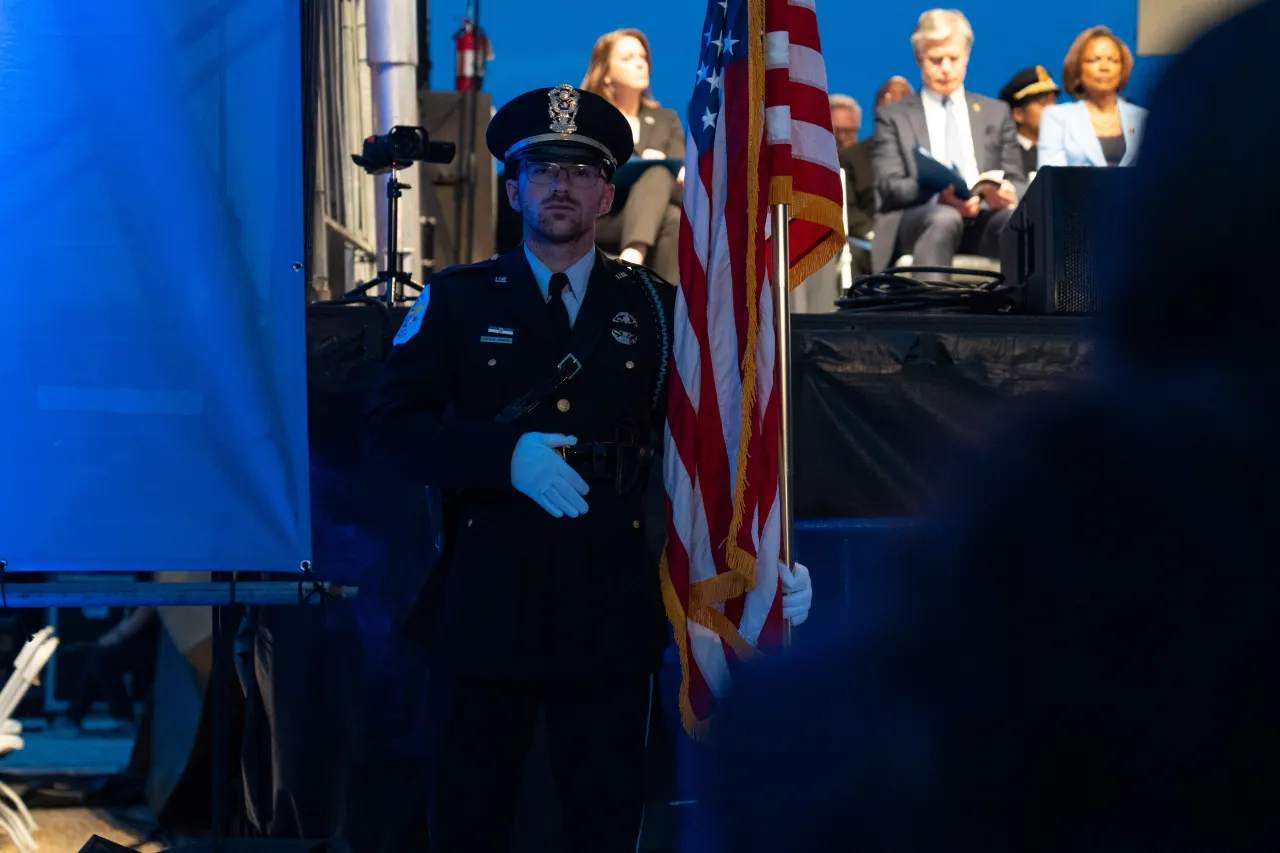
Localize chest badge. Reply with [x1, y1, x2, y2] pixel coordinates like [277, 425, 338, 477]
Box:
[611, 311, 639, 346]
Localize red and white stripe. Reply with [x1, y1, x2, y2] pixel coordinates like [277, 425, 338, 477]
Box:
[663, 0, 844, 735]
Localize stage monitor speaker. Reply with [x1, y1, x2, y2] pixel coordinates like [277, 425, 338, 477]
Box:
[305, 302, 412, 445]
[1000, 165, 1140, 316]
[418, 89, 497, 276]
[306, 302, 409, 376]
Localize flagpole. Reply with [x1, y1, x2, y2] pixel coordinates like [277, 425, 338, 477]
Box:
[770, 203, 796, 646]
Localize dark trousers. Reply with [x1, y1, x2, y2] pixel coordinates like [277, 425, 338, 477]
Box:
[67, 620, 159, 724]
[898, 203, 1012, 270]
[237, 604, 360, 841]
[596, 165, 682, 284]
[431, 674, 654, 853]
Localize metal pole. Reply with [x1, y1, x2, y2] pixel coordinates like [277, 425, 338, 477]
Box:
[770, 204, 795, 644]
[367, 0, 421, 291]
[462, 0, 482, 264]
[384, 173, 402, 303]
[0, 581, 357, 607]
[415, 0, 431, 90]
[210, 580, 229, 853]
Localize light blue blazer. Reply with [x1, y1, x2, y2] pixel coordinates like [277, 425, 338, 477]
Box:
[1037, 100, 1147, 168]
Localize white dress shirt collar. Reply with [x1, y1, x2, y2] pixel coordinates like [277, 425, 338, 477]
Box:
[921, 84, 967, 108]
[921, 85, 979, 186]
[523, 244, 595, 324]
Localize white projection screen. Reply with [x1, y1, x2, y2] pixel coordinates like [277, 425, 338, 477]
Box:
[0, 0, 311, 573]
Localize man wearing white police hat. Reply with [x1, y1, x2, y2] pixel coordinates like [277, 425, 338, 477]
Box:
[364, 83, 811, 852]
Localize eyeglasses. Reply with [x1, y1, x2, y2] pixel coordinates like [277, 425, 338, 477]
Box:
[522, 162, 603, 187]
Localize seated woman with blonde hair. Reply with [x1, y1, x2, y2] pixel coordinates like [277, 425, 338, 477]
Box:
[1038, 26, 1146, 168]
[581, 28, 684, 283]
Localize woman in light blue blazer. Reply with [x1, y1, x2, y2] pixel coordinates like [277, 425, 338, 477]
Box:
[1038, 26, 1146, 168]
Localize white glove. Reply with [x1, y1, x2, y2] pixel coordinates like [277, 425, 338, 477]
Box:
[510, 433, 590, 519]
[779, 560, 812, 626]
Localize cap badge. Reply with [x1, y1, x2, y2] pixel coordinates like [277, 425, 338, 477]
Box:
[548, 84, 580, 134]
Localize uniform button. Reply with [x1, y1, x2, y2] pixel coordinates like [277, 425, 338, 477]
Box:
[632, 520, 640, 529]
[487, 358, 497, 366]
[556, 398, 571, 413]
[625, 360, 635, 369]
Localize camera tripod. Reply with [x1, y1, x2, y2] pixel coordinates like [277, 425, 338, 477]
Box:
[342, 168, 422, 305]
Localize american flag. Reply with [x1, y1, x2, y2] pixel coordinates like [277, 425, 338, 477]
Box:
[662, 0, 846, 736]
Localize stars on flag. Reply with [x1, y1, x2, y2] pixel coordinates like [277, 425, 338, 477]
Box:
[689, 0, 744, 141]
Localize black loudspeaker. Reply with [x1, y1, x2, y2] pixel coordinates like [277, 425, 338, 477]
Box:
[305, 302, 412, 451]
[305, 302, 410, 378]
[1001, 165, 1139, 315]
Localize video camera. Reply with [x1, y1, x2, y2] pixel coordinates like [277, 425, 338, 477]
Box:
[352, 126, 456, 174]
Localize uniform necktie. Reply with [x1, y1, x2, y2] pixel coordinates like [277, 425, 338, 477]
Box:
[548, 272, 572, 348]
[942, 95, 963, 175]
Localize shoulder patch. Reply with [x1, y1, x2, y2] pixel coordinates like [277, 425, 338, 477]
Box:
[392, 285, 431, 346]
[394, 255, 504, 345]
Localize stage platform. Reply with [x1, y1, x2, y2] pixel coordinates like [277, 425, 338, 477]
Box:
[790, 312, 1099, 517]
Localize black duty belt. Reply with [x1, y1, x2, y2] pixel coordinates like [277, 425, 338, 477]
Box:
[556, 425, 652, 494]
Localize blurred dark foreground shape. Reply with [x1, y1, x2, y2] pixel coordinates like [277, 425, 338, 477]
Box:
[704, 2, 1280, 850]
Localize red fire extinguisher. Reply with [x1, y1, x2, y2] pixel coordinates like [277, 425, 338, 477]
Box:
[454, 18, 490, 91]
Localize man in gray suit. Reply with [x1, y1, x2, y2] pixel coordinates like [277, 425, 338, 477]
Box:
[871, 9, 1027, 274]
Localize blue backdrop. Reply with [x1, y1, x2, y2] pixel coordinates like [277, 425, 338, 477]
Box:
[0, 0, 310, 573]
[431, 0, 1170, 135]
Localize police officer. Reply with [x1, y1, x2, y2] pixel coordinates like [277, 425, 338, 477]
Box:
[999, 66, 1061, 181]
[364, 84, 811, 852]
[362, 81, 671, 852]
